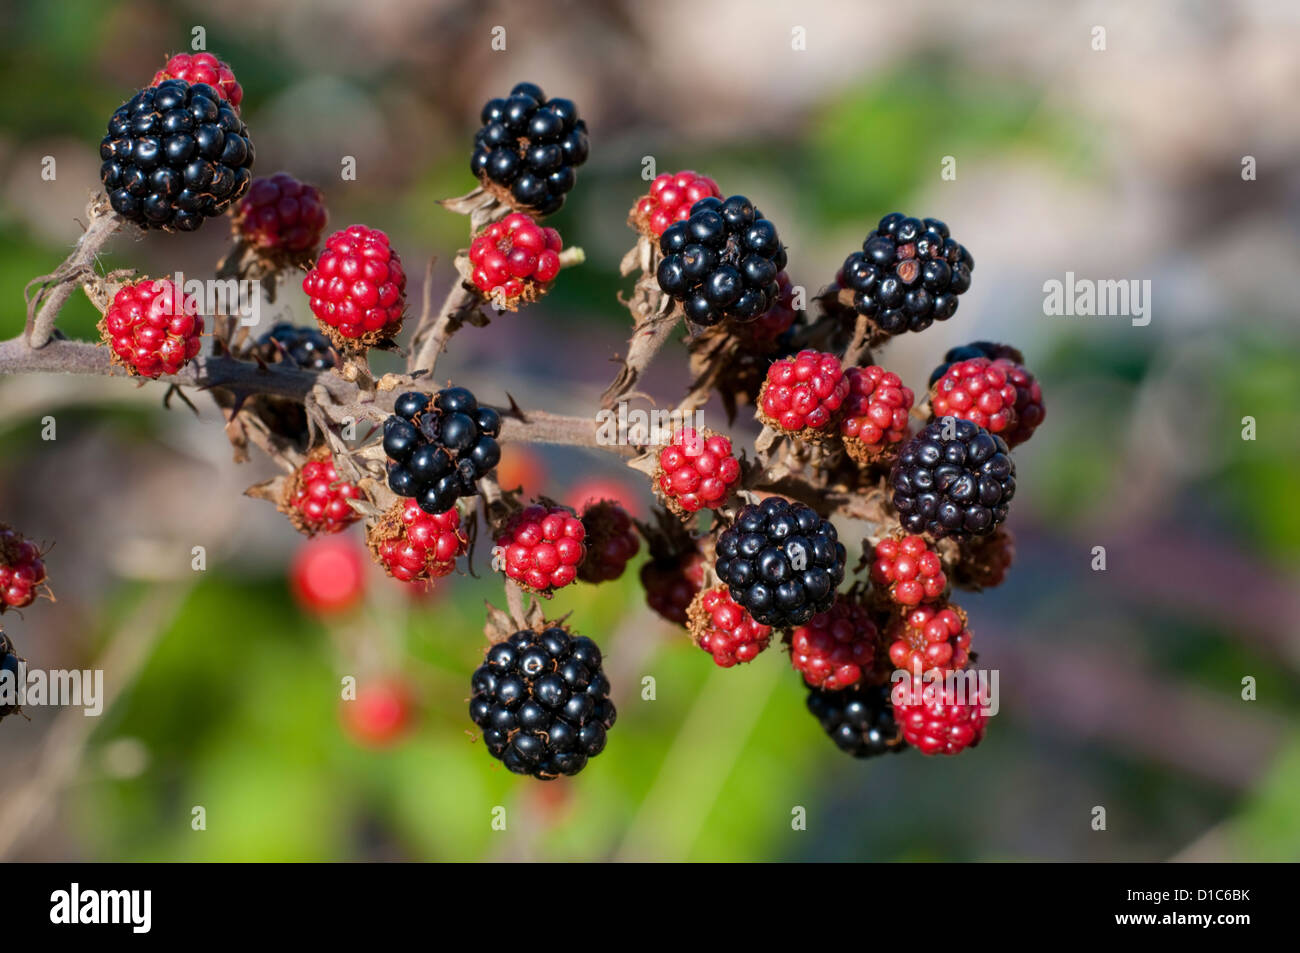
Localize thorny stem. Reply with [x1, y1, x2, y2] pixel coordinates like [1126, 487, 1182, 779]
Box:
[24, 196, 124, 348]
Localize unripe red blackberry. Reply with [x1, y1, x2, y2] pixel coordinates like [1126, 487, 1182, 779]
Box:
[470, 624, 616, 779]
[341, 676, 415, 748]
[757, 349, 849, 438]
[468, 212, 563, 309]
[654, 428, 741, 518]
[928, 343, 1044, 448]
[890, 418, 1015, 539]
[807, 683, 906, 758]
[839, 365, 914, 465]
[99, 278, 203, 378]
[952, 527, 1015, 590]
[631, 170, 722, 238]
[576, 500, 640, 584]
[786, 594, 878, 690]
[496, 504, 586, 594]
[838, 214, 973, 335]
[302, 225, 406, 351]
[656, 195, 787, 326]
[929, 357, 1018, 437]
[286, 453, 363, 536]
[0, 525, 49, 612]
[891, 673, 988, 755]
[687, 585, 772, 667]
[640, 550, 705, 625]
[886, 603, 971, 675]
[0, 631, 24, 721]
[471, 82, 588, 216]
[101, 79, 254, 231]
[150, 52, 243, 108]
[368, 500, 467, 584]
[233, 172, 328, 263]
[869, 534, 946, 607]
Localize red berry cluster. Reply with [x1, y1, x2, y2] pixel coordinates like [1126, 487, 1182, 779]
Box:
[302, 225, 406, 348]
[759, 349, 849, 434]
[633, 170, 722, 237]
[891, 673, 988, 755]
[787, 595, 878, 690]
[641, 550, 705, 625]
[576, 500, 640, 583]
[840, 365, 914, 463]
[929, 357, 1018, 436]
[496, 504, 586, 593]
[235, 173, 328, 257]
[0, 525, 47, 611]
[468, 213, 562, 306]
[100, 278, 203, 378]
[371, 501, 467, 583]
[150, 52, 243, 108]
[870, 535, 946, 607]
[886, 604, 972, 675]
[655, 428, 741, 516]
[688, 585, 772, 667]
[289, 456, 363, 536]
[998, 359, 1045, 447]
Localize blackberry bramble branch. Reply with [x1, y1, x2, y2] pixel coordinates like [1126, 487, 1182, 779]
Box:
[5, 62, 1047, 775]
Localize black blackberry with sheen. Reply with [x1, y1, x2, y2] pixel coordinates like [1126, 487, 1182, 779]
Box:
[807, 684, 906, 759]
[471, 82, 588, 216]
[927, 340, 1025, 387]
[890, 418, 1015, 539]
[714, 497, 846, 628]
[100, 79, 254, 232]
[469, 627, 617, 779]
[0, 632, 22, 721]
[656, 195, 788, 327]
[383, 388, 501, 514]
[258, 322, 336, 371]
[839, 214, 973, 335]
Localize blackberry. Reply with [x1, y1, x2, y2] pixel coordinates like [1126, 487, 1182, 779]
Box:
[806, 684, 906, 759]
[655, 195, 787, 327]
[839, 214, 972, 335]
[383, 388, 500, 514]
[471, 82, 588, 216]
[257, 322, 336, 371]
[469, 626, 617, 779]
[100, 79, 254, 232]
[0, 631, 22, 721]
[927, 341, 1023, 387]
[714, 497, 846, 628]
[889, 418, 1015, 540]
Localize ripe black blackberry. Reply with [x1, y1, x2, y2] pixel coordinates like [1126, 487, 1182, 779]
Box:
[469, 626, 617, 779]
[839, 214, 973, 335]
[471, 82, 588, 216]
[714, 497, 846, 628]
[0, 631, 22, 722]
[100, 79, 254, 232]
[257, 322, 336, 371]
[927, 340, 1024, 387]
[383, 388, 500, 515]
[807, 684, 906, 759]
[890, 418, 1015, 539]
[655, 195, 788, 327]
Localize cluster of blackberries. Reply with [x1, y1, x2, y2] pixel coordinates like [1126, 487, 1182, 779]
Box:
[257, 322, 336, 371]
[470, 627, 617, 779]
[890, 418, 1015, 539]
[714, 497, 846, 628]
[100, 79, 254, 231]
[839, 214, 972, 335]
[471, 82, 588, 216]
[806, 684, 906, 758]
[383, 388, 501, 515]
[656, 195, 787, 327]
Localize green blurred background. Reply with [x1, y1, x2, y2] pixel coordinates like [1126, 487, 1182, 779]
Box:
[1, 0, 1298, 861]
